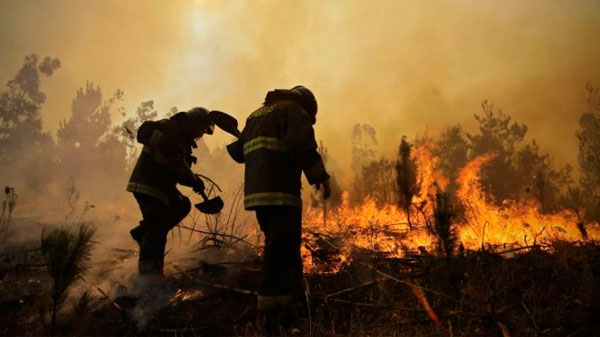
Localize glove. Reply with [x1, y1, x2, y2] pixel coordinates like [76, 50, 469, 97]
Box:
[316, 179, 331, 200]
[192, 175, 205, 194]
[187, 155, 197, 165]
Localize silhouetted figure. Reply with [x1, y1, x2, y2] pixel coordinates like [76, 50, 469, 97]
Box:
[227, 85, 331, 334]
[127, 108, 214, 276]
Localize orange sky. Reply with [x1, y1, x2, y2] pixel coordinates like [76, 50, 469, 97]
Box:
[1, 0, 600, 177]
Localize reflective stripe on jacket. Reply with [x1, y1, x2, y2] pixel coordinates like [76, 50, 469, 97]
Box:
[227, 100, 329, 210]
[126, 119, 198, 204]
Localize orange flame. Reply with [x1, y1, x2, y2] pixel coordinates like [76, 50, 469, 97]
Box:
[303, 146, 599, 273]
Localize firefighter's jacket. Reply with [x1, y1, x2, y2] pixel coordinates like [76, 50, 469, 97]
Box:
[227, 100, 329, 210]
[127, 119, 198, 204]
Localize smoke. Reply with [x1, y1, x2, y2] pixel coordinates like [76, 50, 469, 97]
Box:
[1, 0, 600, 271]
[1, 1, 599, 178]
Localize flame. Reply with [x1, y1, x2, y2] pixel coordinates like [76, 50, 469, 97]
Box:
[303, 146, 600, 273]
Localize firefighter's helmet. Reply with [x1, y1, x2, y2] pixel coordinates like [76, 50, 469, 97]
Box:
[186, 107, 214, 135]
[290, 85, 317, 122]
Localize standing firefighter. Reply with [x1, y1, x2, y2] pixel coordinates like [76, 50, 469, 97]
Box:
[127, 107, 215, 276]
[227, 85, 331, 333]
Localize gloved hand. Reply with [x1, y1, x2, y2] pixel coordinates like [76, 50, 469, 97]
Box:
[316, 179, 331, 200]
[187, 155, 198, 165]
[192, 175, 205, 194]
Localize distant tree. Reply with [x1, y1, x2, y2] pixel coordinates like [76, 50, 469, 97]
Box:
[576, 83, 600, 221]
[362, 157, 396, 207]
[351, 123, 378, 202]
[116, 100, 158, 165]
[56, 83, 127, 198]
[516, 140, 571, 213]
[466, 100, 527, 202]
[0, 54, 60, 190]
[560, 186, 588, 240]
[351, 124, 378, 177]
[433, 125, 469, 186]
[461, 100, 571, 210]
[57, 83, 112, 153]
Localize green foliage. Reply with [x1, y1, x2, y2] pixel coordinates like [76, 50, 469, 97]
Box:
[40, 224, 96, 335]
[0, 54, 60, 190]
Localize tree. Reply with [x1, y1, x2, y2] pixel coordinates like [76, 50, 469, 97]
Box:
[362, 157, 397, 207]
[395, 137, 419, 229]
[433, 125, 469, 186]
[429, 189, 457, 260]
[116, 100, 159, 166]
[0, 54, 60, 190]
[466, 100, 527, 202]
[516, 140, 571, 213]
[576, 83, 600, 221]
[351, 123, 378, 177]
[56, 83, 127, 198]
[57, 83, 112, 152]
[461, 100, 571, 211]
[350, 123, 378, 202]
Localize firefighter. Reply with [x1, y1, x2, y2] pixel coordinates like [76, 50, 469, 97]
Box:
[227, 85, 331, 333]
[127, 107, 215, 276]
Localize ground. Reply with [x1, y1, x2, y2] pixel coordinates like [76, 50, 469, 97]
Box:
[1, 223, 599, 336]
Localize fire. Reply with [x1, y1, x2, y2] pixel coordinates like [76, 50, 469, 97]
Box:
[303, 146, 600, 273]
[455, 153, 597, 248]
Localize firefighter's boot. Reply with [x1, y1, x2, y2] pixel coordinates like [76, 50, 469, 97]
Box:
[137, 224, 167, 276]
[130, 221, 146, 245]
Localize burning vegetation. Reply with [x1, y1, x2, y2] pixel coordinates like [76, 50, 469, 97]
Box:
[1, 54, 600, 336]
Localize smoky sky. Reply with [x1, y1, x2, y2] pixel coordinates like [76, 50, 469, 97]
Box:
[2, 0, 600, 182]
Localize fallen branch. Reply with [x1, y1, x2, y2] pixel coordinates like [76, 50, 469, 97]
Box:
[496, 245, 540, 255]
[323, 278, 382, 300]
[80, 276, 122, 312]
[360, 263, 458, 302]
[521, 300, 539, 331]
[329, 298, 424, 311]
[177, 224, 255, 247]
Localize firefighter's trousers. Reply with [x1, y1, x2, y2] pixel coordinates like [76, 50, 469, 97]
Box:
[132, 191, 191, 275]
[255, 205, 304, 311]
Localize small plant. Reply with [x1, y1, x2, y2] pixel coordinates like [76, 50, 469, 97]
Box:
[65, 176, 80, 220]
[561, 186, 588, 240]
[1, 186, 18, 239]
[430, 188, 458, 260]
[40, 224, 96, 335]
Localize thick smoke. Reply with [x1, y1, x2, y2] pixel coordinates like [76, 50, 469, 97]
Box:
[1, 1, 599, 175]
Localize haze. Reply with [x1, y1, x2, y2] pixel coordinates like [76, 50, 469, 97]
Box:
[2, 0, 599, 175]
